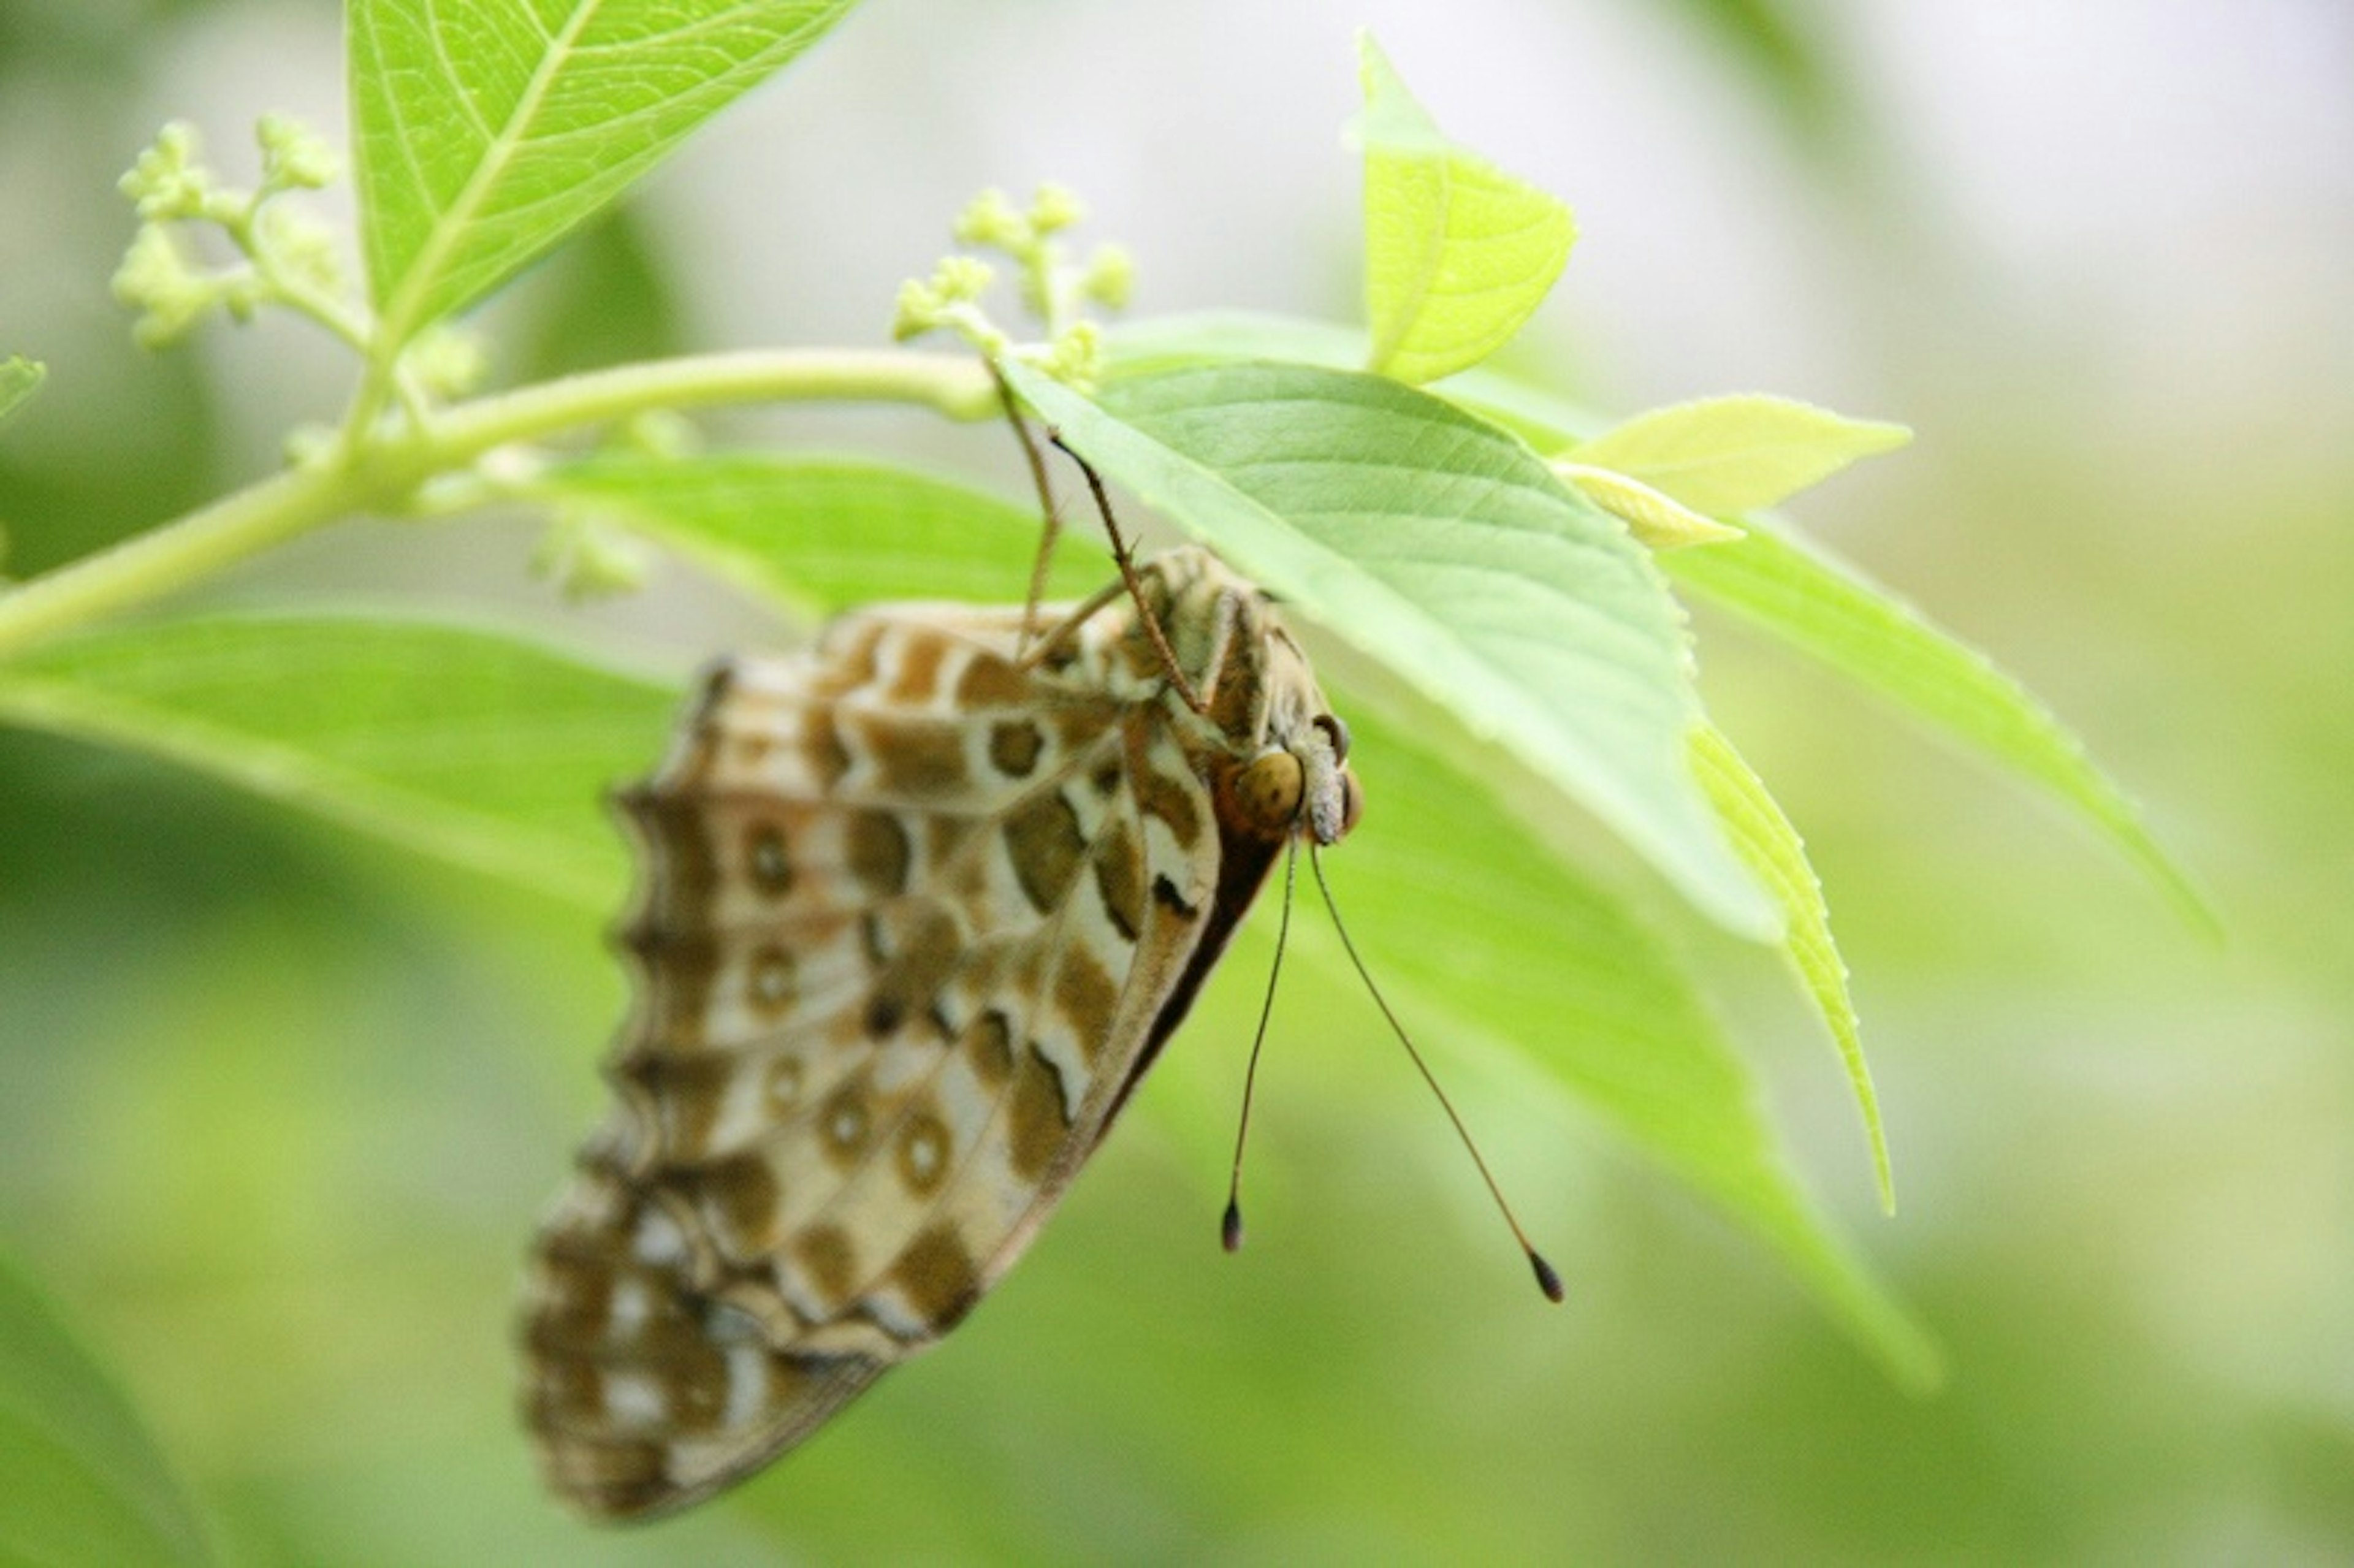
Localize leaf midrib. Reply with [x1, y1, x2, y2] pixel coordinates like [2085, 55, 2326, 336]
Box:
[1369, 150, 1457, 374]
[376, 0, 604, 346]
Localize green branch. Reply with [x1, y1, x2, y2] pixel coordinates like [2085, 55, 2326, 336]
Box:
[0, 348, 996, 661]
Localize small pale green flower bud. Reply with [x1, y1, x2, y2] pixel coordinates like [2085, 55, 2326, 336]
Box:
[120, 121, 211, 222]
[200, 187, 253, 229]
[953, 188, 1026, 249]
[891, 277, 943, 340]
[221, 272, 269, 322]
[535, 514, 652, 602]
[1043, 319, 1103, 390]
[262, 207, 346, 295]
[1081, 244, 1134, 310]
[569, 523, 653, 599]
[1028, 183, 1084, 235]
[407, 325, 489, 397]
[934, 254, 995, 303]
[256, 113, 339, 191]
[112, 225, 213, 348]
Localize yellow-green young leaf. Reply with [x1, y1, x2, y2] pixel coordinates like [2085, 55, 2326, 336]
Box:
[0, 1252, 218, 1567]
[1572, 394, 1911, 514]
[524, 453, 1106, 618]
[0, 615, 677, 905]
[0, 355, 43, 429]
[1690, 723, 1894, 1214]
[1333, 706, 1937, 1387]
[1555, 460, 1746, 550]
[1004, 357, 1779, 940]
[1357, 33, 1575, 386]
[349, 0, 860, 348]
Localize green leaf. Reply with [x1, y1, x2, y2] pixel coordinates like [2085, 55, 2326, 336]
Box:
[0, 1250, 218, 1567]
[1110, 321, 2202, 927]
[1335, 706, 1937, 1387]
[349, 0, 860, 345]
[1663, 525, 2217, 932]
[0, 615, 678, 905]
[524, 452, 1107, 618]
[0, 356, 43, 430]
[1572, 394, 1912, 515]
[1689, 724, 1892, 1213]
[1001, 357, 1777, 939]
[1356, 34, 1576, 386]
[511, 207, 689, 381]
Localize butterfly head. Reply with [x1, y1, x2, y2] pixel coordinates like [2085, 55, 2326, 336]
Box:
[1129, 547, 1363, 848]
[1232, 707, 1363, 847]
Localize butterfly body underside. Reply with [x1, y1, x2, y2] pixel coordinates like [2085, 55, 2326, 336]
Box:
[522, 546, 1360, 1518]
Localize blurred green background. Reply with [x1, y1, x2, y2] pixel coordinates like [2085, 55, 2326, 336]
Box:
[4, 1, 2350, 1562]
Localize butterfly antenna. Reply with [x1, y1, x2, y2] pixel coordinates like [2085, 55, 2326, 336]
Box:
[1224, 836, 1301, 1254]
[1046, 430, 1208, 714]
[1308, 844, 1565, 1303]
[987, 360, 1065, 658]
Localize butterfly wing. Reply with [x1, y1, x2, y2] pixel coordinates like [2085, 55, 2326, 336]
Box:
[522, 598, 1240, 1518]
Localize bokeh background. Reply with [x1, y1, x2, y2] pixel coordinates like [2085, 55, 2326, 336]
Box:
[4, 1, 2351, 1561]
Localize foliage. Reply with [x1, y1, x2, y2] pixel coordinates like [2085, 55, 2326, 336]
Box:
[0, 1, 2201, 1548]
[0, 1254, 217, 1566]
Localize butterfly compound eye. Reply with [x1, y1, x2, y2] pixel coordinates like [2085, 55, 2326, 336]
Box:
[1235, 748, 1306, 832]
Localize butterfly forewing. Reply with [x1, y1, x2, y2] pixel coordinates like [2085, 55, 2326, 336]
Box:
[521, 549, 1353, 1518]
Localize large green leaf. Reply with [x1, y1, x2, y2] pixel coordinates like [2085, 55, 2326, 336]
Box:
[1331, 707, 1937, 1386]
[1356, 35, 1575, 385]
[525, 452, 1108, 618]
[0, 1250, 217, 1567]
[0, 615, 676, 905]
[349, 0, 860, 345]
[1002, 356, 1777, 939]
[1102, 311, 2205, 928]
[1663, 525, 2215, 932]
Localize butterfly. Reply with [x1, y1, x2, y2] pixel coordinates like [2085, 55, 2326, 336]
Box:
[517, 541, 1368, 1518]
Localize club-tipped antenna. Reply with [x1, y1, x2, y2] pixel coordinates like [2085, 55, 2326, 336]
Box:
[1308, 844, 1564, 1304]
[1223, 837, 1301, 1255]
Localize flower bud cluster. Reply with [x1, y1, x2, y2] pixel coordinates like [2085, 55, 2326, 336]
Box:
[893, 183, 1132, 392]
[111, 117, 351, 351]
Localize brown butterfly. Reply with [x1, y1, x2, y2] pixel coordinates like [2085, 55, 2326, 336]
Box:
[518, 538, 1371, 1518]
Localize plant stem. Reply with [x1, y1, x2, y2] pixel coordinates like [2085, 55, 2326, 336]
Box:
[0, 463, 356, 661]
[417, 349, 997, 465]
[0, 348, 996, 661]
